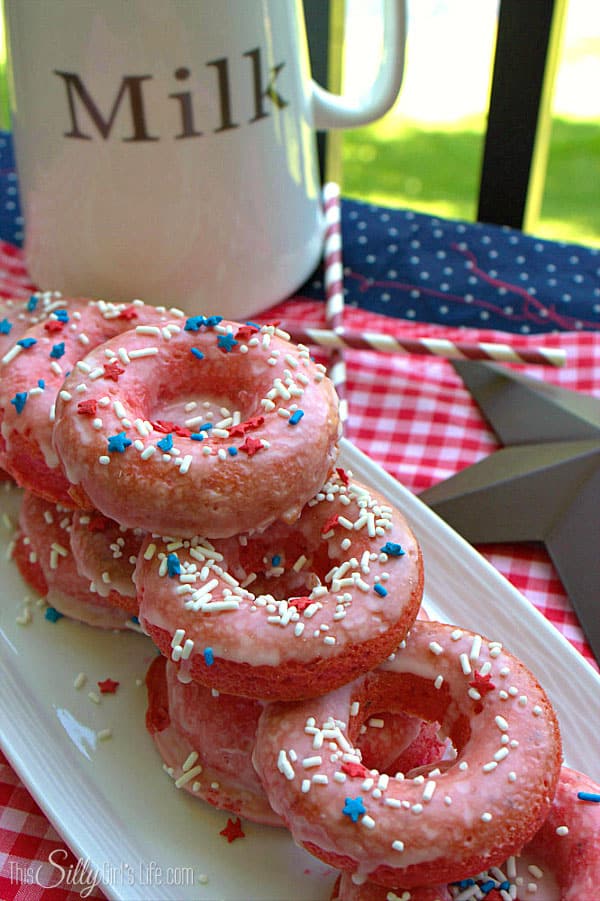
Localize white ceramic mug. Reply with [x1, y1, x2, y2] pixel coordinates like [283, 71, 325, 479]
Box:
[4, 0, 405, 318]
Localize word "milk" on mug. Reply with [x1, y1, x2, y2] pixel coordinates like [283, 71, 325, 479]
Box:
[4, 0, 406, 317]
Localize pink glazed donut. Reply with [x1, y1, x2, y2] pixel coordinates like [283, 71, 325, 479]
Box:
[525, 765, 600, 900]
[145, 659, 446, 832]
[0, 298, 178, 506]
[330, 765, 600, 900]
[0, 292, 78, 481]
[16, 491, 135, 629]
[52, 319, 340, 538]
[12, 530, 49, 598]
[69, 510, 144, 617]
[253, 620, 561, 888]
[0, 291, 69, 359]
[136, 471, 423, 700]
[145, 654, 282, 827]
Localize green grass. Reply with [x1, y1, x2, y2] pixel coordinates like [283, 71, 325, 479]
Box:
[342, 114, 600, 248]
[342, 115, 487, 223]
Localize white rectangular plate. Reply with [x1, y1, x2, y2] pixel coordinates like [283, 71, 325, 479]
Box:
[1, 439, 599, 900]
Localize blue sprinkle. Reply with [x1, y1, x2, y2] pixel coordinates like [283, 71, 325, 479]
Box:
[203, 647, 214, 666]
[374, 583, 388, 597]
[11, 392, 28, 414]
[17, 337, 37, 349]
[167, 552, 181, 577]
[288, 409, 304, 426]
[184, 314, 223, 332]
[227, 446, 238, 456]
[500, 883, 510, 892]
[130, 615, 140, 624]
[380, 541, 405, 557]
[190, 423, 213, 440]
[342, 797, 366, 822]
[578, 791, 600, 802]
[245, 321, 261, 329]
[480, 881, 496, 894]
[191, 347, 204, 360]
[107, 431, 132, 453]
[37, 379, 45, 389]
[272, 555, 281, 566]
[53, 308, 69, 322]
[50, 341, 65, 359]
[26, 295, 38, 312]
[0, 317, 12, 334]
[217, 333, 238, 353]
[157, 433, 174, 452]
[45, 606, 64, 623]
[184, 315, 204, 332]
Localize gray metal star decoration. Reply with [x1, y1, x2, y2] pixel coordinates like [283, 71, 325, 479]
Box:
[420, 361, 600, 665]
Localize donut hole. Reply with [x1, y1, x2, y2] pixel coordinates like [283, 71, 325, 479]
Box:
[353, 670, 473, 779]
[356, 710, 449, 777]
[141, 343, 277, 433]
[218, 525, 332, 601]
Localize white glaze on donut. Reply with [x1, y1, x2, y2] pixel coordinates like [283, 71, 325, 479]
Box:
[145, 655, 282, 827]
[0, 298, 177, 504]
[0, 291, 69, 359]
[253, 620, 561, 888]
[332, 766, 600, 900]
[52, 319, 340, 538]
[70, 510, 143, 612]
[17, 491, 135, 629]
[136, 472, 423, 700]
[526, 765, 600, 900]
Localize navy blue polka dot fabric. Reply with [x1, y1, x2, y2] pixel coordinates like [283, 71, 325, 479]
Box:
[0, 132, 24, 248]
[1, 130, 598, 334]
[300, 204, 600, 334]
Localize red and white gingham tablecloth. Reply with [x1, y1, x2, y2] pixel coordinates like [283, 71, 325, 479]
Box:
[0, 243, 598, 900]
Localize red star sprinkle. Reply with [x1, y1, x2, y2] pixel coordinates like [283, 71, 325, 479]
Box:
[265, 320, 281, 328]
[87, 513, 109, 532]
[116, 305, 138, 321]
[239, 436, 264, 457]
[219, 817, 245, 843]
[43, 319, 65, 334]
[335, 467, 350, 486]
[469, 672, 496, 697]
[77, 398, 98, 416]
[289, 596, 312, 613]
[228, 415, 264, 438]
[151, 420, 191, 438]
[151, 419, 175, 433]
[98, 678, 120, 694]
[341, 760, 370, 779]
[235, 324, 259, 342]
[321, 514, 339, 535]
[102, 360, 125, 382]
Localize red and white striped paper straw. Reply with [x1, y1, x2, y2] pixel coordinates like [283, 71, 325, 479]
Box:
[279, 324, 567, 367]
[322, 182, 348, 421]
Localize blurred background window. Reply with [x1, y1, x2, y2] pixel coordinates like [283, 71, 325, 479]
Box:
[1, 1, 598, 246]
[339, 0, 600, 247]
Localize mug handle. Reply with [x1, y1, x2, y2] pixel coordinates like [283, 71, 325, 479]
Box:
[311, 0, 406, 130]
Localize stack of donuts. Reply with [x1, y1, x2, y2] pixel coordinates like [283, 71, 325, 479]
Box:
[2, 292, 598, 899]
